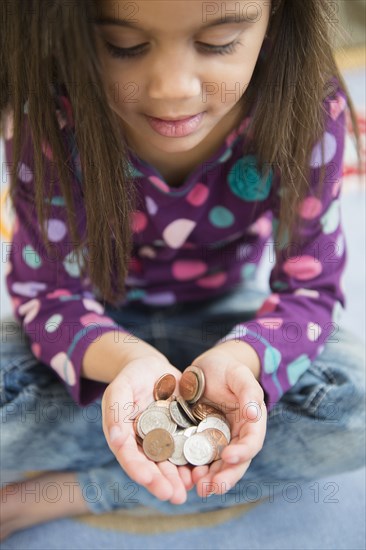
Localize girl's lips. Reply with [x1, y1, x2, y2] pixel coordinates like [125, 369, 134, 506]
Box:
[145, 112, 205, 137]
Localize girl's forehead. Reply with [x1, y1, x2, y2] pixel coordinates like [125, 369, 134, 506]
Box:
[95, 0, 270, 34]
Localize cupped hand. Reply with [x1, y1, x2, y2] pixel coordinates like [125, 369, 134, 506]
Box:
[101, 356, 194, 504]
[188, 348, 267, 498]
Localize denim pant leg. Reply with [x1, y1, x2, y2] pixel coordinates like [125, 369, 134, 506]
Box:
[0, 320, 114, 473]
[74, 295, 366, 515]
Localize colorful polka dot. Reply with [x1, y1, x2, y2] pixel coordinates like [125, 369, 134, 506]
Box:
[271, 280, 288, 290]
[172, 260, 207, 281]
[132, 211, 148, 233]
[257, 294, 280, 315]
[63, 251, 81, 277]
[287, 354, 311, 385]
[42, 140, 53, 161]
[298, 197, 322, 219]
[320, 200, 340, 234]
[228, 155, 272, 201]
[257, 318, 283, 328]
[294, 288, 320, 299]
[148, 176, 170, 193]
[17, 162, 33, 183]
[126, 289, 147, 301]
[310, 132, 337, 167]
[209, 206, 234, 228]
[18, 299, 41, 324]
[22, 245, 42, 269]
[138, 246, 157, 258]
[45, 314, 63, 333]
[50, 352, 76, 385]
[142, 291, 176, 306]
[31, 342, 41, 359]
[263, 346, 282, 374]
[82, 298, 104, 314]
[247, 216, 272, 237]
[46, 289, 72, 299]
[196, 272, 227, 288]
[11, 281, 47, 298]
[46, 196, 66, 206]
[145, 196, 158, 215]
[241, 263, 257, 279]
[80, 314, 117, 327]
[332, 179, 341, 198]
[186, 183, 209, 207]
[329, 94, 347, 121]
[129, 256, 143, 273]
[44, 219, 67, 242]
[218, 149, 232, 163]
[163, 219, 196, 249]
[283, 255, 322, 280]
[307, 322, 322, 342]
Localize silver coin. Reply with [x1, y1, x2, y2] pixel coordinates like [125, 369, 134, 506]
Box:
[183, 426, 198, 437]
[183, 433, 216, 466]
[197, 416, 231, 443]
[176, 396, 198, 425]
[168, 433, 188, 466]
[138, 408, 177, 436]
[169, 400, 193, 429]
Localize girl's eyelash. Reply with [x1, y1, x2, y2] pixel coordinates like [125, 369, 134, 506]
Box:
[104, 40, 242, 59]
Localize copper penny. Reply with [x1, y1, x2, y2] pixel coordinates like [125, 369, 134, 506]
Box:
[142, 428, 174, 462]
[202, 428, 229, 460]
[183, 366, 205, 403]
[191, 402, 222, 421]
[153, 374, 176, 401]
[179, 371, 199, 403]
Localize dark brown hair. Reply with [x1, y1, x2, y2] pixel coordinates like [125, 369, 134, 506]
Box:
[0, 0, 362, 305]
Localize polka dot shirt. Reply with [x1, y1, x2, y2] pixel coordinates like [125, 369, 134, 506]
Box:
[4, 78, 348, 411]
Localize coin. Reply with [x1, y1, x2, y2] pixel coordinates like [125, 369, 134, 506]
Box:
[191, 402, 223, 421]
[143, 428, 174, 462]
[176, 396, 198, 425]
[197, 415, 231, 443]
[153, 374, 176, 401]
[183, 366, 205, 403]
[183, 433, 216, 466]
[169, 433, 188, 465]
[183, 426, 198, 437]
[138, 408, 177, 437]
[179, 371, 199, 403]
[169, 400, 193, 429]
[202, 428, 229, 460]
[148, 399, 171, 409]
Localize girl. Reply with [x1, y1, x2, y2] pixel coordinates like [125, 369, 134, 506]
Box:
[0, 0, 365, 540]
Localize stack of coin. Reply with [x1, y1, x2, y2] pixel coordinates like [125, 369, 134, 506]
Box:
[133, 367, 231, 466]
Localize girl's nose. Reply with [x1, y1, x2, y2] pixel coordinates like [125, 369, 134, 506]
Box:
[146, 50, 201, 101]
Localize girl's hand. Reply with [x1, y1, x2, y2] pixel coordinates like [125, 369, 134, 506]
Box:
[188, 348, 267, 498]
[101, 356, 194, 504]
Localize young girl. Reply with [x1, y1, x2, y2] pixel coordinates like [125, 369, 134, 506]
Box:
[1, 0, 365, 540]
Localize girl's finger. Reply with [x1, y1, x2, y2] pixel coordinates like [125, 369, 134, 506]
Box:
[191, 465, 210, 485]
[211, 459, 252, 493]
[178, 465, 195, 491]
[157, 461, 188, 504]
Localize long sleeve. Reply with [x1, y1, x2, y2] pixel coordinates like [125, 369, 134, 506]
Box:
[216, 83, 349, 412]
[3, 110, 130, 406]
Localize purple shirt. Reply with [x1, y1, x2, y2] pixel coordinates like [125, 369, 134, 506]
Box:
[4, 78, 348, 412]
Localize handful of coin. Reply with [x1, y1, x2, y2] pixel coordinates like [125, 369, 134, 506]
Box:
[133, 366, 231, 466]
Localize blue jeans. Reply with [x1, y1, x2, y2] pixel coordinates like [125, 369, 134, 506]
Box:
[1, 284, 365, 514]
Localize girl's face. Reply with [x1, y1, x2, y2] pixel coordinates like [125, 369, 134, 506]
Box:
[94, 0, 271, 157]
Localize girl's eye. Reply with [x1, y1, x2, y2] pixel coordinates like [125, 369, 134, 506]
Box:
[104, 40, 242, 59]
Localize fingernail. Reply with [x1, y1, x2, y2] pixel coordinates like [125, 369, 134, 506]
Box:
[206, 491, 216, 497]
[109, 426, 122, 442]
